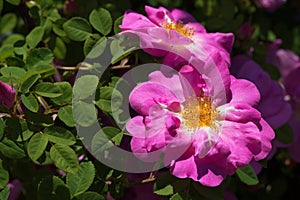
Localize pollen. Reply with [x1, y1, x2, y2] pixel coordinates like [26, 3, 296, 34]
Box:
[161, 20, 195, 38]
[181, 96, 219, 130]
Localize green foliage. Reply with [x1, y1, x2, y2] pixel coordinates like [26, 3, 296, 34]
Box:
[236, 164, 259, 185]
[0, 159, 9, 189]
[27, 133, 48, 161]
[63, 17, 92, 41]
[89, 8, 112, 36]
[66, 161, 96, 197]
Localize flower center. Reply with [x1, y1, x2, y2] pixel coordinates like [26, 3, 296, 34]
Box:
[181, 96, 219, 130]
[161, 20, 194, 38]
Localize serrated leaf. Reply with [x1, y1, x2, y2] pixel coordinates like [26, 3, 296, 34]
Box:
[35, 82, 63, 98]
[73, 75, 99, 100]
[20, 74, 40, 93]
[53, 37, 67, 60]
[0, 159, 9, 189]
[154, 185, 174, 196]
[0, 67, 26, 79]
[21, 93, 39, 112]
[27, 133, 48, 161]
[0, 13, 17, 34]
[26, 48, 54, 67]
[89, 8, 112, 35]
[38, 176, 70, 200]
[45, 126, 76, 145]
[50, 144, 79, 174]
[26, 26, 44, 48]
[236, 164, 259, 185]
[75, 192, 105, 200]
[0, 138, 26, 159]
[58, 105, 75, 127]
[73, 101, 98, 127]
[66, 162, 95, 197]
[63, 17, 92, 41]
[51, 82, 72, 105]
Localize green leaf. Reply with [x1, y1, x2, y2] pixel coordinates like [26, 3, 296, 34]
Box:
[83, 34, 101, 56]
[51, 82, 72, 105]
[73, 75, 99, 100]
[0, 67, 26, 79]
[45, 126, 76, 146]
[58, 105, 75, 127]
[27, 133, 48, 161]
[170, 193, 184, 200]
[35, 82, 63, 98]
[26, 26, 45, 48]
[275, 123, 294, 144]
[0, 13, 17, 34]
[26, 48, 54, 67]
[28, 64, 56, 77]
[63, 17, 92, 41]
[50, 144, 79, 174]
[0, 119, 5, 139]
[26, 111, 53, 126]
[0, 138, 26, 159]
[20, 74, 40, 93]
[114, 16, 123, 34]
[73, 101, 98, 127]
[66, 161, 96, 197]
[5, 0, 20, 5]
[53, 37, 67, 60]
[0, 45, 14, 60]
[21, 93, 39, 112]
[38, 176, 70, 200]
[154, 185, 174, 196]
[0, 0, 3, 14]
[0, 187, 10, 200]
[236, 164, 259, 185]
[0, 159, 9, 189]
[89, 8, 112, 35]
[75, 192, 105, 200]
[94, 87, 123, 113]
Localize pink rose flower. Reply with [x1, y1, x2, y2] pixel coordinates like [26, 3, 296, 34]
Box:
[120, 6, 234, 63]
[254, 0, 287, 12]
[266, 42, 300, 162]
[231, 55, 292, 129]
[0, 81, 16, 108]
[126, 64, 274, 186]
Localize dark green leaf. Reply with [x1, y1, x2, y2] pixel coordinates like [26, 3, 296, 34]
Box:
[0, 138, 26, 159]
[27, 133, 48, 161]
[37, 176, 71, 200]
[0, 187, 10, 200]
[63, 17, 92, 41]
[50, 144, 79, 173]
[0, 118, 5, 140]
[20, 74, 40, 93]
[26, 48, 54, 67]
[0, 159, 9, 189]
[21, 93, 39, 112]
[236, 164, 259, 185]
[0, 13, 17, 34]
[0, 67, 26, 79]
[44, 126, 76, 146]
[51, 82, 72, 106]
[26, 26, 45, 48]
[0, 45, 14, 60]
[73, 101, 98, 127]
[53, 37, 67, 60]
[35, 82, 63, 98]
[170, 193, 184, 200]
[66, 161, 95, 197]
[73, 75, 99, 100]
[5, 0, 20, 5]
[83, 34, 101, 56]
[89, 8, 112, 35]
[58, 105, 75, 127]
[114, 16, 123, 34]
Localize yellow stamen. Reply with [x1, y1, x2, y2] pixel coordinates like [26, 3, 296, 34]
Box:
[181, 96, 219, 130]
[161, 20, 194, 38]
